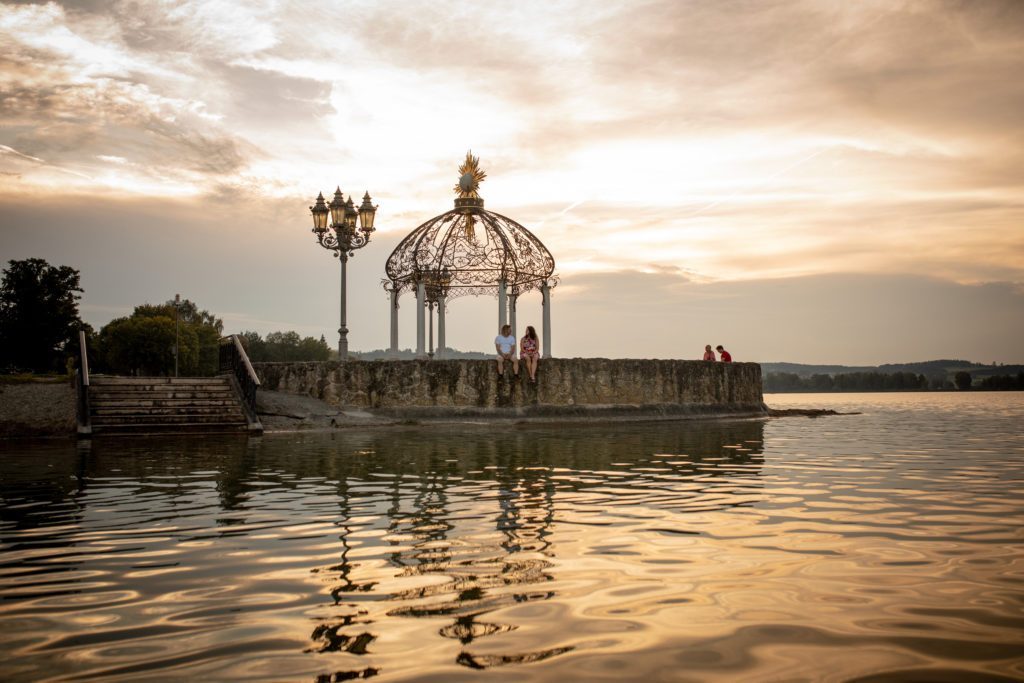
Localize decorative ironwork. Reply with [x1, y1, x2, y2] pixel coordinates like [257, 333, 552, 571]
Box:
[385, 153, 556, 299]
[311, 188, 376, 259]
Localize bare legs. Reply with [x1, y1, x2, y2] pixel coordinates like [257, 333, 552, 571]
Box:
[524, 354, 538, 382]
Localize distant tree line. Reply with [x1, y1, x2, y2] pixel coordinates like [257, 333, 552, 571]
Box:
[238, 331, 331, 362]
[976, 372, 1024, 390]
[351, 348, 491, 360]
[765, 371, 933, 392]
[766, 370, 1024, 392]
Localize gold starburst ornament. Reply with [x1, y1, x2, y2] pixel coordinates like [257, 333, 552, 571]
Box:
[454, 151, 486, 198]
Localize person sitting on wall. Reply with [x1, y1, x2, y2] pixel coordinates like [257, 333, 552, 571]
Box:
[521, 325, 540, 383]
[495, 324, 519, 378]
[702, 344, 716, 361]
[716, 345, 732, 362]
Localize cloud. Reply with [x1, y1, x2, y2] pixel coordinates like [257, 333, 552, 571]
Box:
[0, 2, 253, 190]
[0, 0, 1021, 357]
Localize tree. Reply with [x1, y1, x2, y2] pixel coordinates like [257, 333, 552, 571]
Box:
[0, 258, 86, 372]
[238, 330, 331, 362]
[98, 297, 222, 376]
[954, 371, 973, 391]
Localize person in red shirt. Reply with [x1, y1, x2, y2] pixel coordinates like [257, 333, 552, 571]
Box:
[716, 345, 732, 362]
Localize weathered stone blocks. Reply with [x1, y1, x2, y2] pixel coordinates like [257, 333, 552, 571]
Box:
[253, 359, 765, 418]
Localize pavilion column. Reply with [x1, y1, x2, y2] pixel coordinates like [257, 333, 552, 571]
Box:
[388, 286, 399, 358]
[428, 302, 435, 357]
[497, 278, 508, 331]
[437, 296, 446, 359]
[509, 293, 518, 339]
[416, 281, 426, 358]
[542, 280, 552, 358]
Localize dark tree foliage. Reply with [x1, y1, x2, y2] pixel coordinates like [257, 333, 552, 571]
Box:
[0, 258, 86, 372]
[98, 298, 223, 376]
[954, 371, 973, 391]
[764, 371, 933, 393]
[978, 372, 1024, 390]
[238, 331, 331, 362]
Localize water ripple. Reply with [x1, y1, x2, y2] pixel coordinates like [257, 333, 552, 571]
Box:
[1, 393, 1022, 681]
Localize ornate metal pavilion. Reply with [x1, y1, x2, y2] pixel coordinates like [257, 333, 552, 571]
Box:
[384, 152, 557, 358]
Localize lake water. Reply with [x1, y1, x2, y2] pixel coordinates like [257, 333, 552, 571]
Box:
[1, 393, 1022, 682]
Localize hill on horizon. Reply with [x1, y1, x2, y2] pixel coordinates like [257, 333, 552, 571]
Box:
[761, 359, 1024, 379]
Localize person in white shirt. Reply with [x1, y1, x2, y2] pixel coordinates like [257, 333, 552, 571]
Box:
[494, 324, 519, 378]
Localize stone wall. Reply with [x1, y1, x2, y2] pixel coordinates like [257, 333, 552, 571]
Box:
[254, 359, 765, 419]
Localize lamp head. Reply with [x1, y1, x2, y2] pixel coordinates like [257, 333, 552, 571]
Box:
[358, 191, 377, 233]
[310, 192, 329, 232]
[329, 187, 346, 227]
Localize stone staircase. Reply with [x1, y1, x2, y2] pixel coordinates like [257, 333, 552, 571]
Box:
[87, 376, 256, 435]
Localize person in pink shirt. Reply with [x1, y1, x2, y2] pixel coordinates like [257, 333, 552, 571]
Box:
[702, 345, 716, 361]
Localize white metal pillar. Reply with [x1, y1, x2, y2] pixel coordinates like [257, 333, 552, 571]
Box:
[437, 296, 446, 359]
[428, 302, 435, 358]
[498, 279, 508, 331]
[509, 293, 518, 339]
[388, 286, 399, 358]
[541, 281, 552, 358]
[416, 281, 426, 357]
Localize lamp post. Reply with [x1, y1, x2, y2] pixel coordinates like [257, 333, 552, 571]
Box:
[310, 187, 378, 360]
[174, 293, 180, 377]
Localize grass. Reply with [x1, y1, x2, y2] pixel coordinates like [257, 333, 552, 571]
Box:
[0, 373, 70, 385]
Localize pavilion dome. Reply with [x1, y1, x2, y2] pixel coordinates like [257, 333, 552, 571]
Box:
[385, 153, 556, 300]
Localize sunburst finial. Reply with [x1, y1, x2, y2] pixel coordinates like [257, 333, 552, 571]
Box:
[454, 150, 486, 199]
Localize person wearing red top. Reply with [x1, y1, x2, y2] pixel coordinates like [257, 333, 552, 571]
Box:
[716, 345, 732, 362]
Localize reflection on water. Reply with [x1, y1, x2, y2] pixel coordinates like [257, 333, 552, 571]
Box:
[1, 393, 1023, 682]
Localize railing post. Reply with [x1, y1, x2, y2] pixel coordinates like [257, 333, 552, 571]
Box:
[76, 329, 91, 437]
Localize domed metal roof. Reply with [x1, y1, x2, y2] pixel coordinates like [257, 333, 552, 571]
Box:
[385, 153, 556, 300]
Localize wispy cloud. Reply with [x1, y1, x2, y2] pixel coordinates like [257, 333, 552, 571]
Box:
[1, 0, 1022, 360]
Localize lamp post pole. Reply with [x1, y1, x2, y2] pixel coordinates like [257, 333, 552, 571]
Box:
[309, 188, 378, 360]
[174, 293, 180, 377]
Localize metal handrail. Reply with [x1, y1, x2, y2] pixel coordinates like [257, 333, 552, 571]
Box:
[79, 329, 90, 387]
[219, 335, 260, 418]
[232, 335, 261, 388]
[76, 329, 91, 436]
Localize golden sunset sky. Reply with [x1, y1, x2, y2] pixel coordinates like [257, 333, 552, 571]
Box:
[1, 0, 1022, 363]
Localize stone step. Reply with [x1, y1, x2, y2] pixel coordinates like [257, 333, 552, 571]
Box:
[90, 383, 233, 390]
[91, 376, 231, 386]
[84, 374, 256, 436]
[91, 422, 250, 435]
[92, 407, 245, 418]
[91, 398, 241, 408]
[91, 389, 236, 400]
[91, 413, 248, 426]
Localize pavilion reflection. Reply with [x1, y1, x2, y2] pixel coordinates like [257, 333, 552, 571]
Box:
[309, 419, 764, 673]
[0, 417, 765, 679]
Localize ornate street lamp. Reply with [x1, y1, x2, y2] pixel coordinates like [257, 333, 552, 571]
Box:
[310, 187, 378, 360]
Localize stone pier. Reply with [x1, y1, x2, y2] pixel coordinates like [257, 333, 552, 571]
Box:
[253, 358, 766, 419]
